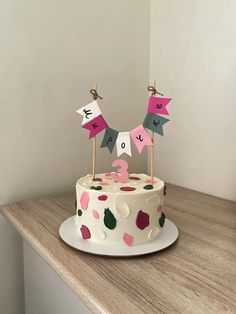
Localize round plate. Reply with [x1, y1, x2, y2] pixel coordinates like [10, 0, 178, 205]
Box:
[59, 216, 178, 257]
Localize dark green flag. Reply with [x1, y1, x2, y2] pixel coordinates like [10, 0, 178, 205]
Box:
[143, 113, 170, 136]
[100, 127, 119, 153]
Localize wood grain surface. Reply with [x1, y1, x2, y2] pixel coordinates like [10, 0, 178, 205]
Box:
[1, 185, 236, 313]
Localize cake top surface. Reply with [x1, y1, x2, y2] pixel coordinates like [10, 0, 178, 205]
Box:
[76, 173, 164, 194]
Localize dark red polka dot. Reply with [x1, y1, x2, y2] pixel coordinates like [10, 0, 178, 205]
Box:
[136, 210, 150, 230]
[120, 187, 136, 192]
[80, 225, 91, 240]
[98, 195, 108, 201]
[129, 176, 141, 180]
[93, 177, 102, 182]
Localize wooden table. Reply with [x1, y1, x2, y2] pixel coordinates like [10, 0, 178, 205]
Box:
[1, 185, 236, 313]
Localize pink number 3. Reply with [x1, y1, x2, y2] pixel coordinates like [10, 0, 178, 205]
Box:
[111, 159, 129, 183]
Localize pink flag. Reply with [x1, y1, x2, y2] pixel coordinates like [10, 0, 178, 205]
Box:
[147, 96, 171, 115]
[130, 125, 153, 153]
[82, 115, 108, 139]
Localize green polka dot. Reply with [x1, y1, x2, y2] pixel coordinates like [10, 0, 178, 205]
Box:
[159, 212, 165, 227]
[90, 186, 102, 190]
[104, 208, 116, 230]
[143, 184, 153, 190]
[77, 209, 82, 216]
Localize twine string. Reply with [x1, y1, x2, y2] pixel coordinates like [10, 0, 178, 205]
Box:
[147, 85, 164, 96]
[90, 89, 103, 100]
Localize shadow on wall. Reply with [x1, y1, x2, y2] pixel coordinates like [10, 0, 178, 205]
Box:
[0, 215, 25, 314]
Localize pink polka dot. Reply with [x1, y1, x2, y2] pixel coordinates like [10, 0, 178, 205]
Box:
[100, 182, 109, 186]
[157, 205, 163, 212]
[98, 195, 108, 201]
[80, 191, 89, 210]
[123, 232, 134, 246]
[145, 179, 156, 184]
[92, 209, 100, 219]
[129, 176, 141, 180]
[93, 177, 102, 182]
[80, 225, 91, 239]
[120, 187, 136, 192]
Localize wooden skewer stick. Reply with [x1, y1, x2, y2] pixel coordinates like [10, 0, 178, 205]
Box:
[92, 136, 96, 180]
[151, 130, 154, 185]
[92, 83, 97, 180]
[150, 80, 156, 185]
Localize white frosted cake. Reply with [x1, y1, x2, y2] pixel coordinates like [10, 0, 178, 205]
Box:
[75, 173, 166, 246]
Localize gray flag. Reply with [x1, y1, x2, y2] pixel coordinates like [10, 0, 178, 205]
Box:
[143, 113, 170, 136]
[100, 127, 119, 153]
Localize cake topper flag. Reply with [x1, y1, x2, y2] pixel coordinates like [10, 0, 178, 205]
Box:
[130, 125, 153, 153]
[143, 113, 169, 136]
[77, 99, 108, 139]
[77, 100, 102, 125]
[116, 132, 132, 157]
[82, 114, 108, 139]
[147, 96, 171, 115]
[100, 127, 119, 153]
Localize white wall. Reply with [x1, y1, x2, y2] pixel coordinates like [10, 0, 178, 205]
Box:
[0, 0, 150, 206]
[150, 0, 236, 201]
[0, 1, 150, 313]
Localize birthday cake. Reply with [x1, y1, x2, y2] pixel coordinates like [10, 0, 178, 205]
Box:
[75, 84, 171, 247]
[75, 173, 166, 246]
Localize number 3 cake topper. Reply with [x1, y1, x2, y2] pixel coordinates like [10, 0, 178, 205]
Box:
[76, 81, 172, 183]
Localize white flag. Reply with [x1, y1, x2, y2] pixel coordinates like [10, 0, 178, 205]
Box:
[116, 132, 132, 157]
[76, 100, 101, 125]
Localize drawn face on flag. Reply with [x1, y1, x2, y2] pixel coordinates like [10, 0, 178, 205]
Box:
[77, 100, 102, 125]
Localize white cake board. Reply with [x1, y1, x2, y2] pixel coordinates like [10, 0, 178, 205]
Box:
[59, 216, 178, 257]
